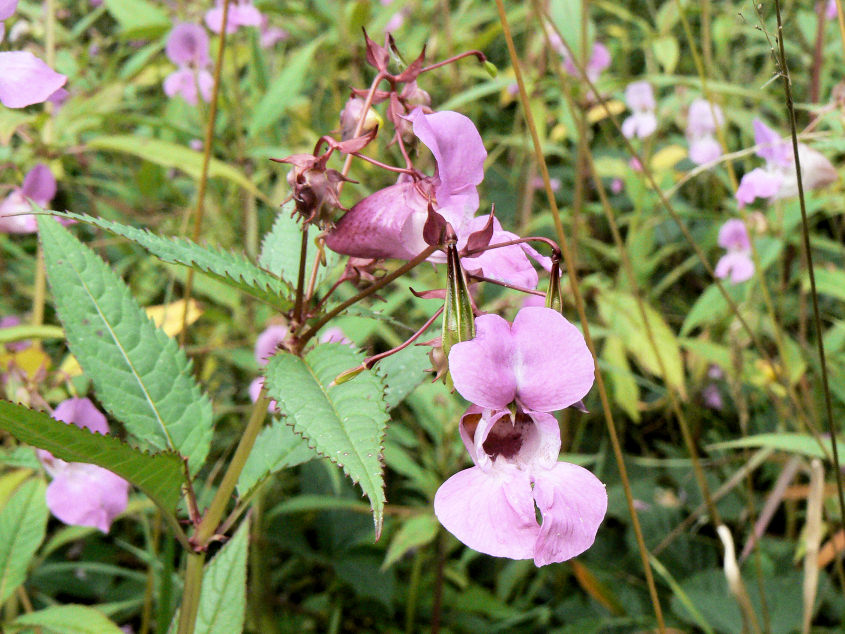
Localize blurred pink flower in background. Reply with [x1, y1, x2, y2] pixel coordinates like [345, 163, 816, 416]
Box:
[714, 219, 754, 284]
[562, 42, 611, 84]
[259, 15, 288, 48]
[163, 23, 214, 105]
[735, 118, 837, 207]
[254, 324, 289, 365]
[686, 99, 724, 165]
[38, 398, 130, 533]
[205, 0, 263, 34]
[622, 81, 657, 139]
[0, 164, 57, 233]
[0, 2, 67, 108]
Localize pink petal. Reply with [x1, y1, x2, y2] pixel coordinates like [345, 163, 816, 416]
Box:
[689, 135, 722, 165]
[717, 219, 750, 251]
[532, 461, 607, 565]
[622, 111, 657, 139]
[204, 6, 237, 34]
[52, 397, 109, 435]
[624, 81, 655, 111]
[687, 99, 724, 137]
[21, 163, 56, 204]
[254, 324, 288, 365]
[407, 109, 486, 208]
[448, 313, 517, 410]
[319, 327, 351, 345]
[587, 42, 611, 76]
[715, 251, 754, 284]
[231, 3, 263, 27]
[0, 0, 17, 21]
[457, 404, 485, 464]
[434, 465, 538, 560]
[166, 23, 210, 68]
[0, 190, 37, 233]
[753, 118, 792, 168]
[0, 51, 67, 108]
[197, 69, 213, 103]
[249, 377, 277, 412]
[461, 217, 539, 288]
[46, 463, 129, 533]
[326, 180, 431, 260]
[735, 167, 781, 207]
[511, 307, 595, 412]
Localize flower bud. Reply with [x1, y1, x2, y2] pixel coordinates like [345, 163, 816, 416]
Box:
[340, 96, 382, 141]
[544, 257, 563, 313]
[400, 81, 431, 109]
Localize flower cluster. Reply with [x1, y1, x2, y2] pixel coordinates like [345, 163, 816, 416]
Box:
[622, 81, 657, 139]
[163, 24, 214, 106]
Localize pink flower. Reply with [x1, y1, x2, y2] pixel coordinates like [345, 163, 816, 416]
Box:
[461, 215, 552, 289]
[259, 15, 287, 48]
[319, 327, 352, 345]
[434, 406, 607, 565]
[621, 81, 657, 139]
[249, 377, 277, 412]
[254, 324, 289, 366]
[448, 307, 594, 413]
[689, 136, 722, 165]
[714, 219, 754, 284]
[166, 23, 210, 67]
[686, 99, 724, 165]
[828, 0, 838, 19]
[562, 42, 611, 83]
[38, 398, 130, 533]
[327, 109, 487, 260]
[0, 163, 57, 233]
[0, 51, 67, 109]
[205, 0, 263, 34]
[0, 0, 17, 21]
[735, 119, 837, 206]
[163, 67, 213, 105]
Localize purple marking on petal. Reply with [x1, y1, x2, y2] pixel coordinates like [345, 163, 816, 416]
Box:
[21, 164, 56, 205]
[511, 307, 595, 412]
[532, 461, 607, 565]
[166, 23, 210, 67]
[0, 0, 18, 21]
[448, 313, 517, 410]
[458, 405, 485, 465]
[0, 51, 67, 108]
[434, 465, 537, 560]
[46, 463, 129, 533]
[52, 397, 109, 435]
[407, 109, 486, 207]
[254, 324, 289, 366]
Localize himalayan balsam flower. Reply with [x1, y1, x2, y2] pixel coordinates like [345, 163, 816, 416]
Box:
[38, 398, 130, 533]
[0, 163, 56, 233]
[435, 307, 606, 565]
[621, 81, 657, 139]
[327, 109, 487, 261]
[0, 2, 67, 108]
[735, 119, 836, 207]
[686, 99, 724, 165]
[163, 24, 213, 106]
[714, 219, 754, 284]
[562, 42, 611, 84]
[205, 0, 262, 34]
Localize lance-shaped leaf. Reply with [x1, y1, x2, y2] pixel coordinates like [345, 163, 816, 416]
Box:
[0, 400, 185, 512]
[38, 217, 213, 472]
[13, 604, 124, 634]
[0, 479, 47, 603]
[48, 211, 293, 311]
[236, 420, 314, 498]
[264, 344, 389, 537]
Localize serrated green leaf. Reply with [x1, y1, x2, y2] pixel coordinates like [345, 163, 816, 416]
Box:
[86, 136, 267, 202]
[12, 604, 123, 634]
[598, 290, 686, 399]
[0, 478, 47, 603]
[264, 344, 388, 536]
[38, 217, 213, 473]
[377, 344, 431, 410]
[51, 211, 293, 311]
[259, 201, 338, 289]
[236, 419, 314, 497]
[249, 39, 322, 138]
[382, 514, 439, 569]
[0, 400, 185, 512]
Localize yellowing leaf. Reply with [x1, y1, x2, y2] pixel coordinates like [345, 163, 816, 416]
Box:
[146, 299, 202, 337]
[650, 145, 687, 171]
[59, 300, 202, 378]
[586, 100, 626, 124]
[0, 347, 51, 380]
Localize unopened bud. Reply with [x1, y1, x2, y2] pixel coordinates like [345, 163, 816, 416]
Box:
[400, 81, 431, 109]
[483, 60, 498, 78]
[340, 96, 382, 141]
[331, 364, 366, 386]
[545, 256, 563, 313]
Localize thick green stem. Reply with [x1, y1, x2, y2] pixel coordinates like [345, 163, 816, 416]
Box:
[177, 551, 207, 634]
